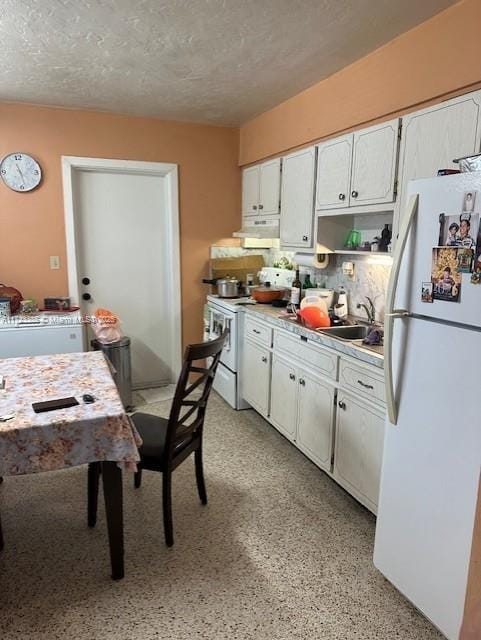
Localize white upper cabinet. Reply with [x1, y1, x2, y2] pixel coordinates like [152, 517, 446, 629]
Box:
[242, 158, 281, 217]
[259, 158, 281, 215]
[350, 119, 400, 206]
[315, 119, 400, 213]
[315, 134, 352, 209]
[242, 165, 260, 217]
[280, 146, 316, 249]
[395, 90, 481, 236]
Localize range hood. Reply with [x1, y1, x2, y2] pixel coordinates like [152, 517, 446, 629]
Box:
[233, 218, 279, 239]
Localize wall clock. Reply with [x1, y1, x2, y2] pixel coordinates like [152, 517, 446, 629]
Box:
[0, 152, 42, 192]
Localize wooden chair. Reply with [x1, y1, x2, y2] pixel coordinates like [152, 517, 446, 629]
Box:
[88, 331, 228, 547]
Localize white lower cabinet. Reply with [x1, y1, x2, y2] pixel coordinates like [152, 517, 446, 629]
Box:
[242, 338, 271, 417]
[333, 391, 385, 514]
[270, 353, 335, 473]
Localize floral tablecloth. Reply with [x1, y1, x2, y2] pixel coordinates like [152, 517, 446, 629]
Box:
[0, 351, 141, 476]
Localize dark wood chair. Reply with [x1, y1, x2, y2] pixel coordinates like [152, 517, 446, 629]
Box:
[88, 331, 228, 547]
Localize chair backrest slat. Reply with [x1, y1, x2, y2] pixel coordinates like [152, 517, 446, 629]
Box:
[163, 331, 228, 461]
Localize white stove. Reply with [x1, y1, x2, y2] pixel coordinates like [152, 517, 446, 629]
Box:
[206, 294, 252, 410]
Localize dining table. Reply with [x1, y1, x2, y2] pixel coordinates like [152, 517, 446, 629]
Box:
[0, 350, 141, 580]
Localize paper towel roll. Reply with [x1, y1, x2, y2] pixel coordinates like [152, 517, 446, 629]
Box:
[293, 252, 330, 270]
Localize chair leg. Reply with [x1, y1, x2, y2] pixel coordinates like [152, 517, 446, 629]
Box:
[0, 511, 4, 551]
[134, 469, 142, 488]
[195, 445, 208, 505]
[88, 462, 101, 528]
[162, 471, 174, 547]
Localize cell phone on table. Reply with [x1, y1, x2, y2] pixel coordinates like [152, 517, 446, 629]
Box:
[32, 397, 79, 413]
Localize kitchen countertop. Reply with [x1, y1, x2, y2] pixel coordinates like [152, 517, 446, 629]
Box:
[242, 305, 384, 369]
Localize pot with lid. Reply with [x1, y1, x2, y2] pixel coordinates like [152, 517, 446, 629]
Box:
[202, 277, 240, 298]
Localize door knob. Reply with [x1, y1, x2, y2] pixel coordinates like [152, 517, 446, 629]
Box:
[338, 401, 346, 410]
[338, 193, 345, 201]
[82, 277, 90, 285]
[351, 190, 359, 198]
[82, 293, 92, 301]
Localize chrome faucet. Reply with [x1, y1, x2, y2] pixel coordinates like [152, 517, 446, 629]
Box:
[356, 296, 376, 324]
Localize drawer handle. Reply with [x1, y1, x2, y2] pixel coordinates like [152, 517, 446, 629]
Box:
[357, 379, 374, 390]
[299, 378, 305, 386]
[252, 329, 261, 334]
[289, 373, 296, 381]
[261, 356, 268, 363]
[338, 401, 346, 410]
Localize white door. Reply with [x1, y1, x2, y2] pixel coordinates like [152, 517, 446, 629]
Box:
[72, 168, 176, 388]
[280, 146, 316, 249]
[395, 91, 481, 237]
[334, 392, 385, 513]
[315, 134, 352, 210]
[242, 339, 271, 416]
[296, 369, 335, 472]
[350, 118, 400, 206]
[258, 158, 281, 215]
[269, 355, 298, 441]
[242, 166, 260, 217]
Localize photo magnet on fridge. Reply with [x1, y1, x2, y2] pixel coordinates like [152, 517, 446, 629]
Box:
[457, 248, 474, 273]
[421, 282, 434, 303]
[438, 212, 479, 249]
[432, 248, 461, 302]
[462, 190, 476, 214]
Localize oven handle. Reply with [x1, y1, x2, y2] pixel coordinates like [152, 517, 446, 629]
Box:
[224, 317, 232, 352]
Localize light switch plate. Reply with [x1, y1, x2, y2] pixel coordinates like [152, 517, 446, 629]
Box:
[49, 255, 60, 270]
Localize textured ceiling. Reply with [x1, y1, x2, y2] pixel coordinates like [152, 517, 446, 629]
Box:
[0, 0, 458, 125]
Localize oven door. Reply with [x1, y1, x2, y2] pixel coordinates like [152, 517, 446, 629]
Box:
[208, 304, 237, 372]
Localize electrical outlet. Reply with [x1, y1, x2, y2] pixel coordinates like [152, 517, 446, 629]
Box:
[49, 256, 60, 270]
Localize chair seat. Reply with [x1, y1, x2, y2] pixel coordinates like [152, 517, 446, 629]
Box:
[132, 412, 193, 461]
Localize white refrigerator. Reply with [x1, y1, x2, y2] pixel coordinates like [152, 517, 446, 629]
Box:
[374, 172, 481, 640]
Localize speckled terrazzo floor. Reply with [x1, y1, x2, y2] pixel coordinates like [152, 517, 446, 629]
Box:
[0, 392, 443, 640]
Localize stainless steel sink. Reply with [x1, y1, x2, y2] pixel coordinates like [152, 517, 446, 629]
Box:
[317, 324, 370, 341]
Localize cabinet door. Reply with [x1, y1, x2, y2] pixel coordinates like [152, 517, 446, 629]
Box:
[350, 118, 400, 206]
[258, 158, 281, 215]
[333, 393, 385, 514]
[242, 339, 271, 416]
[395, 91, 481, 237]
[296, 369, 335, 473]
[280, 146, 316, 249]
[242, 166, 260, 217]
[315, 134, 352, 210]
[269, 355, 298, 441]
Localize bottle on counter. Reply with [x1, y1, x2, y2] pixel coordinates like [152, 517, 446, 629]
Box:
[290, 268, 302, 305]
[303, 273, 314, 290]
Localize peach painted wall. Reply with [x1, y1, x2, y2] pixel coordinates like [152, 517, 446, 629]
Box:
[0, 102, 240, 347]
[240, 0, 481, 165]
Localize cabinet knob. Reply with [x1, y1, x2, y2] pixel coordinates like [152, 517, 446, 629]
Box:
[302, 235, 308, 242]
[299, 378, 305, 386]
[253, 205, 257, 210]
[338, 400, 346, 410]
[82, 277, 90, 285]
[258, 204, 263, 210]
[351, 190, 359, 198]
[289, 373, 296, 381]
[338, 193, 345, 201]
[261, 356, 268, 363]
[82, 293, 92, 301]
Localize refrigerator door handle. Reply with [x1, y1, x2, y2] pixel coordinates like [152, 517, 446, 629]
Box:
[385, 194, 419, 425]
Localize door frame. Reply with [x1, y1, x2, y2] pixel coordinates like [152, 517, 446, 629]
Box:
[61, 155, 182, 379]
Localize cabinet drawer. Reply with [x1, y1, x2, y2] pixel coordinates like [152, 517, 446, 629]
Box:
[273, 331, 337, 380]
[339, 359, 385, 405]
[244, 317, 272, 347]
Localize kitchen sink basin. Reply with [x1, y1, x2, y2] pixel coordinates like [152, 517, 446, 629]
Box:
[317, 324, 370, 341]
